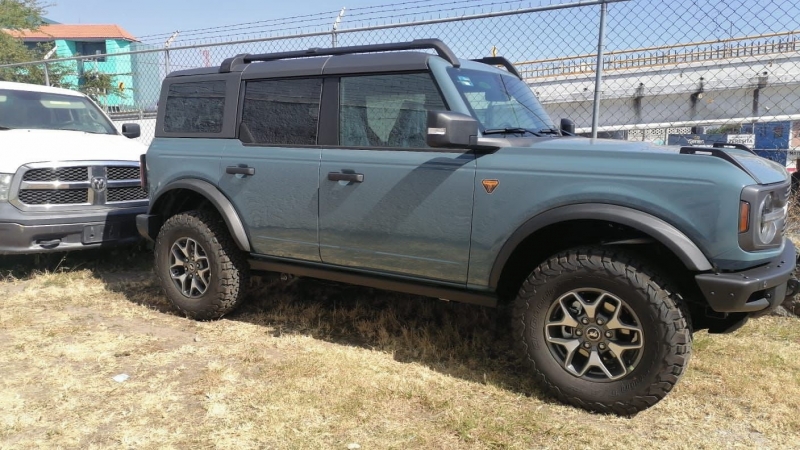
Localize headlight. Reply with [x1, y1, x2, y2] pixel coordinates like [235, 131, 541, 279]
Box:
[756, 192, 783, 245]
[0, 173, 11, 202]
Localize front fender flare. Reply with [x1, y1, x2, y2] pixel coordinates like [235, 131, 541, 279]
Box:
[488, 204, 713, 288]
[151, 179, 251, 252]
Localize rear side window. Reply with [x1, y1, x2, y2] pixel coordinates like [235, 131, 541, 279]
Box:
[240, 78, 322, 145]
[163, 81, 226, 133]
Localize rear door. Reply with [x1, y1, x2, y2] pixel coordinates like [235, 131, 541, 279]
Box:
[318, 72, 476, 283]
[218, 77, 323, 261]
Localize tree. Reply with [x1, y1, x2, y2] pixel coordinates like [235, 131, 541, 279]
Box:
[0, 0, 123, 104]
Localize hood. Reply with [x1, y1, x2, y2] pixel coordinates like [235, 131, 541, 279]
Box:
[0, 129, 146, 173]
[526, 137, 788, 185]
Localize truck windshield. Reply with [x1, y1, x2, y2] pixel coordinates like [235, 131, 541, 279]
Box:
[447, 67, 556, 134]
[0, 89, 118, 135]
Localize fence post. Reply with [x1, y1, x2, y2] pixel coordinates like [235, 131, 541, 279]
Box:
[164, 32, 179, 75]
[331, 7, 346, 48]
[591, 0, 608, 139]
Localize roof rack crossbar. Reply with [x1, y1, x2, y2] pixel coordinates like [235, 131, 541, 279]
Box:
[470, 57, 522, 79]
[219, 39, 460, 73]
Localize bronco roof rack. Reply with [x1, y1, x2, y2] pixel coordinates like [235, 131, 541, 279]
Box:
[470, 57, 523, 79]
[219, 38, 460, 73]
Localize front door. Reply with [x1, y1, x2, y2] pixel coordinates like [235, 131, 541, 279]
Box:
[319, 73, 476, 283]
[218, 77, 323, 261]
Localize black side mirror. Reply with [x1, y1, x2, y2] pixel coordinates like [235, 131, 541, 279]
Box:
[122, 123, 141, 139]
[426, 110, 479, 148]
[560, 118, 575, 136]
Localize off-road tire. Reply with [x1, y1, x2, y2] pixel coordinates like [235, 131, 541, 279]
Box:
[512, 246, 692, 415]
[155, 210, 249, 320]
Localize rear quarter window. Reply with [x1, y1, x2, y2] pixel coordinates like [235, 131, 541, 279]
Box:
[163, 81, 226, 133]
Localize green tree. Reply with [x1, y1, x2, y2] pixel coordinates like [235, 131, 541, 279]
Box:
[0, 0, 123, 104]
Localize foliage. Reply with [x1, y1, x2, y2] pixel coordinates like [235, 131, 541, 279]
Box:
[0, 0, 122, 104]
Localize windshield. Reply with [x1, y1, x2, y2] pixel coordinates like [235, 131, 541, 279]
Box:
[447, 67, 556, 134]
[0, 88, 117, 135]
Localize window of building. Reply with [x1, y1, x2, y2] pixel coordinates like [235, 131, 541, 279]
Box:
[75, 41, 107, 62]
[240, 78, 322, 145]
[163, 81, 226, 134]
[339, 73, 446, 148]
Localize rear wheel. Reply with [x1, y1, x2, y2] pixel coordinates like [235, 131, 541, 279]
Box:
[155, 210, 249, 320]
[512, 247, 691, 415]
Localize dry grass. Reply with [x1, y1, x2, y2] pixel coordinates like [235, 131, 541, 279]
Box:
[1, 246, 800, 449]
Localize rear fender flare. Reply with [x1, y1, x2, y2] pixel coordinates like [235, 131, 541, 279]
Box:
[151, 179, 251, 252]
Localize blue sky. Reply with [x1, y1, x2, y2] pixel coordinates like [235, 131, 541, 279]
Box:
[46, 0, 419, 40]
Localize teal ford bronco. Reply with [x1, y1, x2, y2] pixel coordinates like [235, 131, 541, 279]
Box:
[137, 39, 798, 414]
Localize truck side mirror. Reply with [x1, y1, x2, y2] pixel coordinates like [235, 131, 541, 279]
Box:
[560, 118, 575, 136]
[426, 110, 479, 148]
[122, 123, 141, 139]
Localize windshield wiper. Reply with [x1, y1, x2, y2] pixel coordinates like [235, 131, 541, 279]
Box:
[538, 128, 562, 136]
[0, 126, 13, 130]
[483, 127, 542, 137]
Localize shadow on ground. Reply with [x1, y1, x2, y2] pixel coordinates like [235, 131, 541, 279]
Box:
[2, 248, 545, 401]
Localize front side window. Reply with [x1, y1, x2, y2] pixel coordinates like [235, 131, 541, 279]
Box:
[339, 73, 446, 148]
[0, 88, 117, 135]
[164, 81, 226, 134]
[448, 68, 556, 134]
[240, 78, 322, 145]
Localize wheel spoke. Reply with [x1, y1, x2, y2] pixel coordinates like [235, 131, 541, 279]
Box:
[546, 336, 581, 370]
[576, 350, 615, 379]
[550, 299, 579, 328]
[606, 341, 642, 377]
[571, 291, 599, 320]
[606, 304, 642, 333]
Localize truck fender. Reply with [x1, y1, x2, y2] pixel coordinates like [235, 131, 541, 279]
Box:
[151, 179, 251, 252]
[488, 203, 713, 288]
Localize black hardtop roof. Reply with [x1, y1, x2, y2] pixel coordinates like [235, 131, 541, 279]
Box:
[165, 39, 522, 80]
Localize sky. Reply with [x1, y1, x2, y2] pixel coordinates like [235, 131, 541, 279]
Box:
[45, 0, 409, 41]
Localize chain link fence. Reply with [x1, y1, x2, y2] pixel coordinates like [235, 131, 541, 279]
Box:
[2, 0, 799, 166]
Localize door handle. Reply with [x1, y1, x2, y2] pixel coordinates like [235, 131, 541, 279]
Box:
[328, 172, 364, 183]
[226, 166, 255, 176]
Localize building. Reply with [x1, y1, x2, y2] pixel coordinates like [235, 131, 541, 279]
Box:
[5, 24, 139, 110]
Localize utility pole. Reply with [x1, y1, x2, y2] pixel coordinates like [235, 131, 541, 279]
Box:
[164, 32, 179, 75]
[331, 7, 346, 48]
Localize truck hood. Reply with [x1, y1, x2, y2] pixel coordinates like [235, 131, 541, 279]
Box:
[0, 129, 146, 173]
[527, 137, 788, 185]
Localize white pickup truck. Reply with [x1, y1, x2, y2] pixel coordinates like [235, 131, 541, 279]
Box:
[0, 81, 147, 254]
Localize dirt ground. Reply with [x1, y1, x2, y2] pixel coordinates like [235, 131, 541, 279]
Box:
[1, 246, 799, 449]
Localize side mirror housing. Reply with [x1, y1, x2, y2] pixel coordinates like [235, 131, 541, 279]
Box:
[122, 123, 141, 139]
[560, 118, 575, 136]
[426, 110, 479, 148]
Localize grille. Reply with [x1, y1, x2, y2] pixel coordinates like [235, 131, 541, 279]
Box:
[107, 187, 148, 202]
[107, 166, 140, 180]
[23, 167, 88, 182]
[18, 189, 88, 205]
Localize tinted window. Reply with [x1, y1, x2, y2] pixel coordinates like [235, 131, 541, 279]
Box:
[164, 81, 226, 134]
[240, 78, 322, 145]
[339, 73, 446, 148]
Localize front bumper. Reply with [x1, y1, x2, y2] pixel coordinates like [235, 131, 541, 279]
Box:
[696, 238, 797, 316]
[0, 203, 146, 255]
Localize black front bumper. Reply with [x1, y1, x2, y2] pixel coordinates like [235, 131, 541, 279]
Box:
[696, 239, 797, 316]
[0, 203, 146, 255]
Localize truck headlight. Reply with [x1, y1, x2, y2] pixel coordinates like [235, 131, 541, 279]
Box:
[756, 192, 784, 245]
[0, 174, 11, 201]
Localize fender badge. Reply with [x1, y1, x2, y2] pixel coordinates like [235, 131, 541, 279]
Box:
[482, 179, 499, 194]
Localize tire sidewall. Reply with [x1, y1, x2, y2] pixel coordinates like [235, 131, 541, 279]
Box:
[522, 268, 671, 404]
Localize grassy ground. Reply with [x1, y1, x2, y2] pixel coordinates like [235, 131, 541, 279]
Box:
[1, 246, 799, 449]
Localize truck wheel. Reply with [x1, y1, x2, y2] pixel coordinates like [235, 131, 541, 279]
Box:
[512, 247, 691, 415]
[154, 210, 249, 320]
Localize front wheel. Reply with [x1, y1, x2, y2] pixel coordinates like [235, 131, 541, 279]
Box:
[154, 210, 249, 320]
[513, 247, 691, 415]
